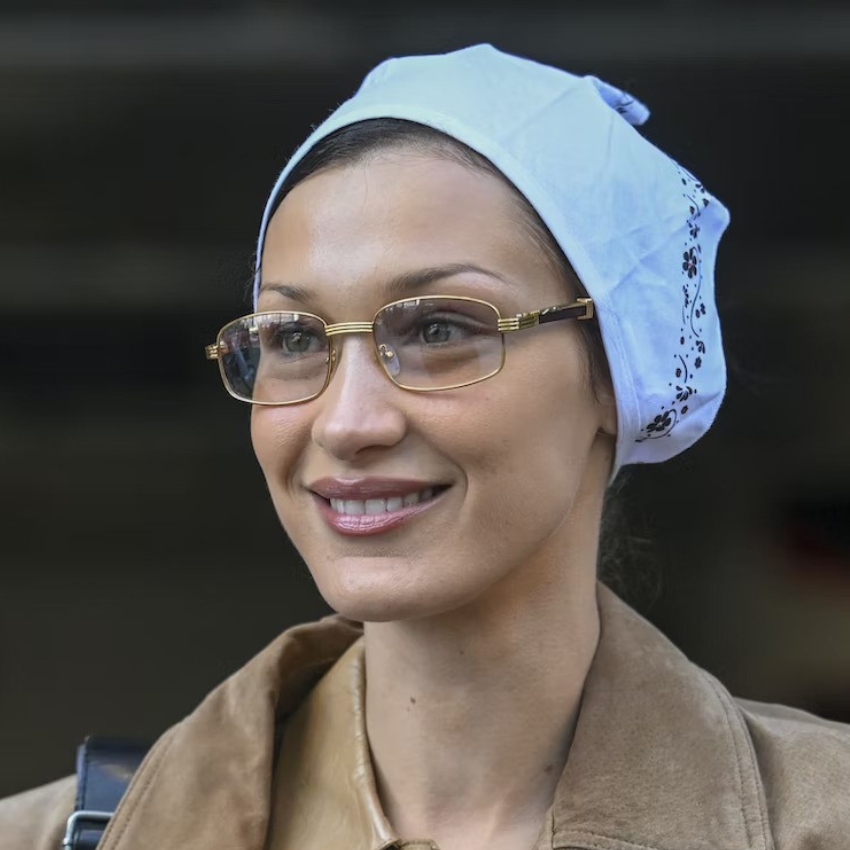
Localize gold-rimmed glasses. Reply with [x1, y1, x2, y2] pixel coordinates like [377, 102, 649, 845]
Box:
[205, 295, 594, 405]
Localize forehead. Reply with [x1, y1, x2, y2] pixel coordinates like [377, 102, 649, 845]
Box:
[258, 153, 564, 311]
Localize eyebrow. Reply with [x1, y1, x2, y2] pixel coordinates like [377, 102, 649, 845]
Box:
[258, 263, 514, 304]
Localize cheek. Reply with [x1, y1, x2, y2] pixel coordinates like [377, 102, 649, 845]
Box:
[469, 365, 601, 514]
[250, 407, 308, 493]
[445, 370, 596, 505]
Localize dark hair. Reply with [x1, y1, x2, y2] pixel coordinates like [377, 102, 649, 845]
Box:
[267, 118, 635, 591]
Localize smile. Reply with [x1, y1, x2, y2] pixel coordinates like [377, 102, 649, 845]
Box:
[329, 488, 437, 516]
[309, 480, 450, 536]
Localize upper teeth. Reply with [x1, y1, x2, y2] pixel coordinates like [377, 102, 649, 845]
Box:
[330, 488, 435, 515]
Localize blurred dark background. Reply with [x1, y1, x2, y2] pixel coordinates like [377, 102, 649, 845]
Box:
[2, 1, 850, 797]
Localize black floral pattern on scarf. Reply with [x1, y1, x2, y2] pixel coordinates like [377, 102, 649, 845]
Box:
[637, 167, 711, 443]
[646, 412, 673, 434]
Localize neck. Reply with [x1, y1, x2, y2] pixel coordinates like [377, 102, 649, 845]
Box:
[363, 539, 601, 850]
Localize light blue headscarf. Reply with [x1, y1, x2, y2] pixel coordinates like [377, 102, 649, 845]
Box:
[253, 44, 730, 475]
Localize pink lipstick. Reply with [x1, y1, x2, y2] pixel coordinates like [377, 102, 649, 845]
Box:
[308, 478, 449, 536]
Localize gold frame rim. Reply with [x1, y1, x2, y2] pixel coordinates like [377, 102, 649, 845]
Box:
[205, 295, 592, 405]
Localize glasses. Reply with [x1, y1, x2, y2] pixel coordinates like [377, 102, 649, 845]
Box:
[205, 295, 594, 405]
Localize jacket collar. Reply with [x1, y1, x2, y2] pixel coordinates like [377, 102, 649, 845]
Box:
[265, 639, 397, 850]
[98, 588, 770, 850]
[97, 614, 364, 850]
[547, 586, 771, 850]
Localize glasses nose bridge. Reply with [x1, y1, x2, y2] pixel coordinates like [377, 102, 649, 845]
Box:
[324, 319, 395, 385]
[323, 319, 376, 339]
[324, 320, 378, 369]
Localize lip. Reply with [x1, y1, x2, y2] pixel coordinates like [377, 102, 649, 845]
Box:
[308, 477, 444, 500]
[307, 477, 450, 537]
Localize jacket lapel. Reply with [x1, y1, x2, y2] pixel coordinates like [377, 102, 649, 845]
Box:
[547, 586, 772, 850]
[97, 615, 363, 850]
[265, 639, 399, 850]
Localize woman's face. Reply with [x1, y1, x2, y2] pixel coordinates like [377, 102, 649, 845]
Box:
[253, 152, 616, 623]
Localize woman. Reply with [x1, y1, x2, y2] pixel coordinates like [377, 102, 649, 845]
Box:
[2, 44, 848, 850]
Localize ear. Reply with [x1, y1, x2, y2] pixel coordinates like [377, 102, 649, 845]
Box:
[597, 384, 619, 439]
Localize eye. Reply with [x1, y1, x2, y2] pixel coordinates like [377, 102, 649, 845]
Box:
[421, 320, 455, 344]
[261, 320, 327, 357]
[280, 328, 318, 353]
[414, 312, 487, 346]
[376, 298, 501, 353]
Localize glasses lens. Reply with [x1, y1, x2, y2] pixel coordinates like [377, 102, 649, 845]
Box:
[218, 312, 330, 403]
[374, 298, 503, 390]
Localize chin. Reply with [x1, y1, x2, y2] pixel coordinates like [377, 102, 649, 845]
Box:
[309, 555, 480, 624]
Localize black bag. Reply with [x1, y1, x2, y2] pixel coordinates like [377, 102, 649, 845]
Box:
[63, 737, 150, 850]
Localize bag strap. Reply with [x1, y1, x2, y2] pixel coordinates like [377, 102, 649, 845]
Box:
[63, 737, 150, 850]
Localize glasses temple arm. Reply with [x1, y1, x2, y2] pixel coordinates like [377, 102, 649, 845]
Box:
[537, 297, 594, 324]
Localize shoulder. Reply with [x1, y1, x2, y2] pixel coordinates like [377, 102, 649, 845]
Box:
[735, 696, 850, 849]
[0, 616, 361, 850]
[0, 774, 76, 850]
[597, 587, 850, 848]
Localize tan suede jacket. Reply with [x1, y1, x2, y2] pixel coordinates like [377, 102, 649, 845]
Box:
[2, 586, 848, 850]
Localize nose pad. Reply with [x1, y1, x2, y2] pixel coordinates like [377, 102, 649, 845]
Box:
[378, 343, 401, 378]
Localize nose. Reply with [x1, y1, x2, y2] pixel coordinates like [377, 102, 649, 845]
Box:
[311, 336, 408, 462]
